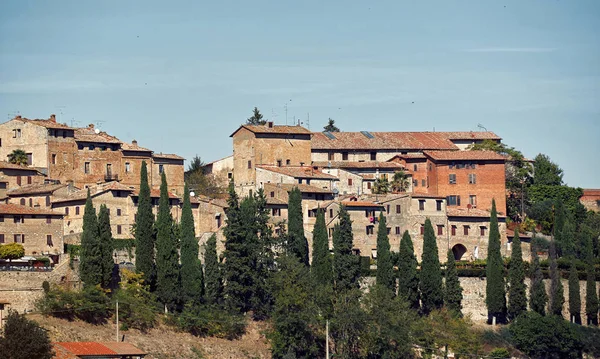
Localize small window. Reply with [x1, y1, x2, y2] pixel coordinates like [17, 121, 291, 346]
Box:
[20, 198, 25, 206]
[277, 159, 282, 167]
[0, 183, 5, 189]
[447, 195, 461, 206]
[413, 179, 418, 187]
[419, 200, 425, 211]
[117, 225, 122, 235]
[125, 162, 131, 172]
[272, 208, 281, 216]
[387, 227, 391, 235]
[480, 226, 486, 236]
[17, 176, 21, 186]
[437, 225, 444, 236]
[413, 164, 417, 171]
[46, 196, 51, 207]
[286, 159, 291, 165]
[65, 207, 69, 215]
[421, 179, 426, 187]
[451, 225, 457, 236]
[117, 208, 122, 216]
[367, 182, 371, 189]
[0, 215, 3, 222]
[428, 163, 432, 171]
[370, 152, 376, 160]
[51, 154, 56, 164]
[159, 164, 164, 174]
[247, 160, 252, 169]
[328, 152, 334, 161]
[366, 226, 374, 235]
[84, 162, 90, 174]
[0, 138, 2, 147]
[14, 234, 24, 243]
[469, 173, 477, 184]
[342, 152, 349, 161]
[27, 176, 32, 185]
[13, 129, 21, 138]
[75, 206, 80, 215]
[386, 205, 390, 213]
[436, 200, 442, 211]
[348, 178, 353, 186]
[298, 179, 303, 184]
[0, 234, 4, 243]
[216, 216, 222, 228]
[464, 225, 470, 236]
[420, 224, 425, 235]
[47, 235, 53, 246]
[270, 191, 275, 198]
[329, 208, 334, 218]
[395, 226, 401, 235]
[46, 216, 51, 224]
[396, 205, 401, 214]
[449, 174, 456, 184]
[469, 195, 477, 207]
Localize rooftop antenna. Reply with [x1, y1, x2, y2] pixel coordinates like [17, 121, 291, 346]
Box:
[7, 110, 20, 119]
[55, 106, 66, 122]
[306, 112, 310, 130]
[70, 118, 80, 127]
[477, 123, 487, 132]
[95, 120, 106, 130]
[284, 99, 291, 125]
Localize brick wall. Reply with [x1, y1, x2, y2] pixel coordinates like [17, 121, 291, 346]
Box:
[0, 213, 64, 255]
[0, 120, 49, 168]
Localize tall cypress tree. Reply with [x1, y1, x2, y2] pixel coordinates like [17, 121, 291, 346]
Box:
[568, 259, 581, 324]
[203, 233, 223, 305]
[548, 240, 565, 317]
[398, 230, 419, 310]
[135, 161, 156, 288]
[585, 232, 598, 326]
[485, 199, 507, 324]
[333, 206, 360, 293]
[420, 218, 443, 315]
[180, 183, 204, 305]
[155, 172, 181, 312]
[251, 189, 275, 320]
[376, 213, 394, 293]
[80, 190, 101, 287]
[287, 187, 309, 265]
[507, 228, 527, 321]
[530, 237, 547, 316]
[97, 204, 114, 289]
[444, 249, 463, 315]
[311, 208, 332, 287]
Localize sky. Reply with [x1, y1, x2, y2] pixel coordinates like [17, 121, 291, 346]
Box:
[0, 0, 599, 188]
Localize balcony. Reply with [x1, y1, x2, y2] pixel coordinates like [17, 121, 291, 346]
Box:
[104, 173, 119, 182]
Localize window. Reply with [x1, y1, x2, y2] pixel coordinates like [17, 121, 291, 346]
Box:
[84, 162, 90, 174]
[451, 225, 457, 236]
[449, 174, 456, 184]
[17, 176, 21, 186]
[308, 209, 317, 218]
[480, 226, 486, 236]
[471, 163, 477, 169]
[46, 216, 51, 224]
[47, 235, 53, 246]
[298, 179, 303, 184]
[428, 163, 432, 171]
[12, 129, 21, 138]
[46, 196, 50, 207]
[386, 205, 390, 213]
[365, 209, 375, 218]
[14, 234, 24, 243]
[277, 159, 282, 167]
[463, 225, 470, 236]
[125, 162, 131, 172]
[342, 152, 348, 161]
[420, 224, 425, 235]
[216, 216, 222, 228]
[387, 227, 391, 235]
[20, 198, 25, 205]
[449, 162, 454, 169]
[366, 226, 374, 235]
[370, 152, 376, 160]
[117, 225, 122, 235]
[0, 183, 5, 189]
[329, 208, 333, 218]
[26, 153, 32, 165]
[348, 178, 353, 186]
[413, 179, 418, 187]
[272, 208, 281, 216]
[0, 138, 2, 147]
[469, 195, 477, 207]
[419, 200, 425, 211]
[396, 205, 401, 214]
[447, 195, 461, 206]
[247, 160, 252, 169]
[395, 226, 401, 235]
[0, 234, 4, 243]
[117, 208, 122, 216]
[437, 225, 444, 236]
[52, 154, 56, 164]
[65, 207, 69, 215]
[413, 164, 418, 171]
[27, 176, 32, 184]
[367, 182, 371, 189]
[158, 164, 164, 174]
[0, 215, 3, 222]
[75, 206, 80, 215]
[468, 173, 476, 184]
[286, 159, 291, 165]
[421, 179, 426, 187]
[436, 200, 442, 211]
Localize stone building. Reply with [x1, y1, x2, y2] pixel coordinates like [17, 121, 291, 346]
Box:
[581, 189, 600, 212]
[0, 161, 47, 200]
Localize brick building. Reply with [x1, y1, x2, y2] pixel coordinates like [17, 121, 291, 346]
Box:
[0, 161, 46, 200]
[581, 189, 600, 212]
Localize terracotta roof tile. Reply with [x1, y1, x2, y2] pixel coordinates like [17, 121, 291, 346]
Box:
[264, 183, 333, 194]
[311, 132, 458, 151]
[100, 342, 146, 356]
[17, 116, 74, 130]
[131, 189, 179, 199]
[153, 153, 184, 160]
[0, 161, 44, 172]
[52, 344, 79, 359]
[341, 201, 384, 208]
[121, 142, 152, 152]
[231, 124, 311, 137]
[266, 197, 288, 205]
[257, 165, 338, 179]
[312, 161, 404, 169]
[75, 127, 121, 144]
[424, 150, 506, 161]
[438, 131, 502, 141]
[54, 342, 117, 356]
[0, 203, 64, 216]
[7, 184, 66, 196]
[410, 193, 446, 199]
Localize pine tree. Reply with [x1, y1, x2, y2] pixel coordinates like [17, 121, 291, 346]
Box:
[530, 238, 548, 316]
[444, 249, 463, 315]
[287, 187, 309, 265]
[485, 199, 507, 324]
[420, 218, 443, 315]
[97, 204, 114, 289]
[311, 208, 332, 287]
[180, 183, 204, 305]
[548, 240, 564, 317]
[398, 230, 420, 310]
[585, 232, 598, 325]
[507, 228, 527, 321]
[79, 190, 101, 287]
[203, 233, 222, 305]
[376, 213, 394, 293]
[155, 172, 181, 312]
[333, 206, 360, 293]
[568, 259, 581, 324]
[246, 107, 266, 125]
[135, 161, 156, 288]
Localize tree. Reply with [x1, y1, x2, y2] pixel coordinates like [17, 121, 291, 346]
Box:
[444, 249, 463, 315]
[507, 228, 527, 321]
[114, 269, 157, 332]
[135, 161, 156, 289]
[398, 230, 420, 310]
[486, 199, 507, 324]
[372, 176, 389, 194]
[187, 155, 204, 173]
[7, 149, 28, 166]
[375, 213, 394, 293]
[333, 206, 360, 293]
[97, 204, 114, 289]
[246, 107, 266, 125]
[323, 118, 339, 132]
[569, 259, 582, 324]
[390, 170, 409, 193]
[548, 240, 565, 317]
[0, 243, 24, 261]
[203, 234, 223, 306]
[533, 153, 563, 186]
[420, 218, 444, 315]
[287, 187, 309, 265]
[311, 208, 332, 288]
[529, 237, 548, 316]
[155, 172, 181, 312]
[180, 183, 204, 305]
[416, 308, 481, 359]
[0, 310, 53, 359]
[585, 233, 598, 325]
[184, 155, 223, 198]
[331, 289, 366, 359]
[79, 190, 101, 287]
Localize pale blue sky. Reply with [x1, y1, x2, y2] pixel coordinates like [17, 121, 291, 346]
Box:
[1, 0, 598, 188]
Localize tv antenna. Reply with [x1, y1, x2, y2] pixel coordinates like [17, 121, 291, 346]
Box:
[306, 112, 310, 130]
[70, 118, 81, 127]
[7, 110, 20, 119]
[477, 123, 487, 132]
[95, 120, 106, 130]
[55, 106, 66, 122]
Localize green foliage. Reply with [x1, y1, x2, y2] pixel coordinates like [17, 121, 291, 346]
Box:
[287, 187, 309, 265]
[7, 149, 28, 166]
[323, 118, 340, 132]
[528, 186, 586, 229]
[135, 161, 156, 288]
[114, 269, 157, 332]
[203, 234, 223, 306]
[585, 233, 598, 325]
[246, 106, 266, 125]
[375, 213, 394, 293]
[0, 243, 25, 260]
[530, 239, 548, 316]
[548, 240, 565, 317]
[420, 218, 443, 315]
[36, 284, 112, 324]
[533, 153, 564, 186]
[180, 184, 204, 306]
[486, 200, 507, 324]
[489, 348, 511, 359]
[0, 310, 54, 359]
[509, 311, 583, 359]
[97, 204, 115, 289]
[331, 289, 366, 359]
[333, 206, 360, 293]
[390, 170, 409, 193]
[178, 304, 246, 340]
[185, 155, 224, 198]
[311, 208, 332, 288]
[398, 230, 420, 310]
[79, 190, 102, 287]
[576, 324, 600, 358]
[507, 228, 527, 321]
[445, 249, 463, 315]
[155, 172, 182, 312]
[372, 176, 389, 194]
[568, 259, 582, 324]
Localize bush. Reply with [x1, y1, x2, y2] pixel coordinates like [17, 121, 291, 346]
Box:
[113, 269, 157, 332]
[178, 304, 246, 340]
[576, 325, 600, 358]
[489, 348, 511, 359]
[0, 310, 54, 359]
[0, 243, 25, 260]
[36, 285, 112, 324]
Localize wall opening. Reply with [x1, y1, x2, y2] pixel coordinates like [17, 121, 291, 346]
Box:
[452, 243, 467, 261]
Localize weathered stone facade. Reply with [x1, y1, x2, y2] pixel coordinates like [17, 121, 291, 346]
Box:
[581, 189, 600, 213]
[0, 162, 46, 199]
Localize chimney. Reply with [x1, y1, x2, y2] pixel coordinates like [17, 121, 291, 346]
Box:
[15, 115, 21, 119]
[50, 114, 56, 123]
[88, 124, 94, 129]
[267, 121, 274, 128]
[132, 140, 138, 146]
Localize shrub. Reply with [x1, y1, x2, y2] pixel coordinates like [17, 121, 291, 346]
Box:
[178, 304, 246, 340]
[489, 348, 511, 359]
[113, 269, 157, 332]
[36, 285, 112, 324]
[0, 243, 25, 260]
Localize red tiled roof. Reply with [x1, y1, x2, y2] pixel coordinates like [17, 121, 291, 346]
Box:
[121, 142, 152, 152]
[582, 189, 600, 197]
[411, 193, 447, 199]
[7, 184, 66, 196]
[266, 197, 288, 205]
[447, 207, 506, 218]
[438, 131, 502, 141]
[311, 132, 458, 151]
[131, 189, 179, 199]
[101, 342, 147, 356]
[230, 124, 311, 137]
[424, 150, 506, 161]
[257, 165, 337, 179]
[16, 116, 74, 130]
[52, 344, 79, 359]
[0, 203, 64, 216]
[75, 127, 121, 144]
[264, 183, 333, 194]
[153, 153, 185, 160]
[0, 161, 44, 172]
[341, 201, 383, 208]
[54, 342, 145, 357]
[312, 161, 404, 169]
[388, 153, 427, 160]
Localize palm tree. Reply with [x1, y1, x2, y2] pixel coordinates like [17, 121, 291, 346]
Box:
[7, 149, 28, 166]
[390, 170, 409, 192]
[373, 176, 390, 194]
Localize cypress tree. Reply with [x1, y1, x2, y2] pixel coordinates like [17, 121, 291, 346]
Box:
[530, 238, 547, 316]
[548, 240, 564, 317]
[568, 259, 581, 324]
[97, 204, 114, 289]
[376, 213, 394, 293]
[180, 183, 204, 305]
[507, 228, 527, 321]
[155, 172, 181, 312]
[485, 199, 507, 324]
[398, 230, 419, 310]
[135, 161, 156, 288]
[251, 189, 275, 319]
[333, 206, 360, 293]
[553, 201, 566, 257]
[444, 249, 463, 315]
[80, 190, 101, 287]
[287, 187, 309, 265]
[420, 218, 443, 315]
[203, 233, 222, 305]
[585, 232, 598, 325]
[311, 208, 332, 287]
[562, 218, 576, 260]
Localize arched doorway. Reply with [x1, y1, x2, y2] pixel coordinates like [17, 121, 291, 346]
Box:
[452, 244, 467, 261]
